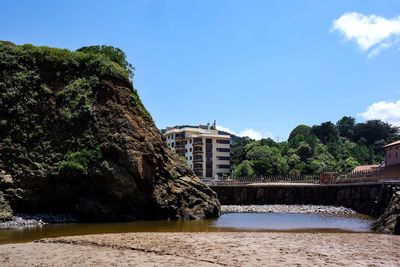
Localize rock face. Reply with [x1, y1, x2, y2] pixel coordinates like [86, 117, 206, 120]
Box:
[0, 42, 220, 221]
[373, 191, 400, 235]
[0, 191, 12, 221]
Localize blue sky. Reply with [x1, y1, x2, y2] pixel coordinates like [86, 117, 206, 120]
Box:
[1, 1, 400, 140]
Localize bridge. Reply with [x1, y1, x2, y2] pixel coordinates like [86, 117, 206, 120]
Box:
[210, 180, 400, 217]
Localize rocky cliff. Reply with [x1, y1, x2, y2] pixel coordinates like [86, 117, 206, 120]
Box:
[373, 191, 400, 235]
[0, 41, 220, 221]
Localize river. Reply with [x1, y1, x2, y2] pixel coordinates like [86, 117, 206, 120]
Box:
[0, 212, 374, 244]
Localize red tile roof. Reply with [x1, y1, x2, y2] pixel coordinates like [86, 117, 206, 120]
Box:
[352, 164, 381, 172]
[383, 140, 400, 148]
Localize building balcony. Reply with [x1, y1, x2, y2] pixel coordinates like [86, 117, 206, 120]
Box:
[193, 150, 203, 154]
[175, 144, 185, 149]
[193, 157, 203, 162]
[193, 139, 203, 146]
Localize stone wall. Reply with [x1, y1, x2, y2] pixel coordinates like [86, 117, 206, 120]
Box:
[210, 182, 400, 217]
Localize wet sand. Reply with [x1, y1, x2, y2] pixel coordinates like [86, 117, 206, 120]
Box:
[1, 232, 400, 266]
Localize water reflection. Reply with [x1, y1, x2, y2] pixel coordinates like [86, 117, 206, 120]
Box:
[212, 213, 373, 232]
[0, 213, 374, 244]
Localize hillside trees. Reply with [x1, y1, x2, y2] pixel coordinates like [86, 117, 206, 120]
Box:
[229, 116, 399, 176]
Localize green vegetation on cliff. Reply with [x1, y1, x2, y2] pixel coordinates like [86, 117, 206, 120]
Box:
[231, 117, 399, 176]
[0, 41, 126, 174]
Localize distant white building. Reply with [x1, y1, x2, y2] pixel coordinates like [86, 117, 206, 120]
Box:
[164, 121, 231, 178]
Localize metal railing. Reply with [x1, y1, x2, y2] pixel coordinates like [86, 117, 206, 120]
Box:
[207, 175, 320, 186]
[203, 170, 399, 186]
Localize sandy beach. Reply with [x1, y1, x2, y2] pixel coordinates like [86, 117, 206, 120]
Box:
[1, 232, 399, 266]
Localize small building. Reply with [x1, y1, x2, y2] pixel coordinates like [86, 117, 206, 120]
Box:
[164, 121, 231, 178]
[350, 140, 400, 179]
[384, 140, 400, 166]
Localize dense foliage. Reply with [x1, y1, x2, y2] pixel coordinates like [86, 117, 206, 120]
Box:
[231, 117, 399, 177]
[0, 41, 150, 176]
[76, 45, 134, 79]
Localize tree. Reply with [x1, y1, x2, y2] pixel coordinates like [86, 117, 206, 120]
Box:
[349, 143, 370, 164]
[296, 142, 313, 161]
[230, 136, 252, 166]
[77, 45, 134, 78]
[308, 159, 327, 174]
[311, 121, 339, 144]
[338, 157, 359, 172]
[227, 115, 399, 176]
[352, 120, 399, 145]
[312, 143, 337, 171]
[246, 146, 288, 175]
[232, 160, 255, 177]
[288, 125, 319, 149]
[260, 138, 277, 147]
[337, 116, 356, 138]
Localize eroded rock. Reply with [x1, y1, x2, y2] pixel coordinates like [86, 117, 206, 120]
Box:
[373, 191, 400, 235]
[0, 42, 220, 222]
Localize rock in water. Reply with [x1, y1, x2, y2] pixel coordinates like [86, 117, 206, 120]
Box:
[373, 191, 400, 235]
[0, 42, 220, 221]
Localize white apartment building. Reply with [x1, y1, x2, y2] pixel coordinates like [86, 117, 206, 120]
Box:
[164, 122, 231, 178]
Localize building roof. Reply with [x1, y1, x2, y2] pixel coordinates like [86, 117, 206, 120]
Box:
[165, 127, 230, 139]
[165, 127, 216, 134]
[352, 164, 381, 172]
[383, 140, 400, 148]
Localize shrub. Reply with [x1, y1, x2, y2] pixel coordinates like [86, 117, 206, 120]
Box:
[58, 147, 101, 173]
[57, 78, 97, 123]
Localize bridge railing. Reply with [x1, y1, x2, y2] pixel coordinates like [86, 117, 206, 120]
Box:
[208, 175, 320, 186]
[204, 170, 398, 186]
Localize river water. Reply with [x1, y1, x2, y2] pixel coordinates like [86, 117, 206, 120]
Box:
[0, 212, 374, 244]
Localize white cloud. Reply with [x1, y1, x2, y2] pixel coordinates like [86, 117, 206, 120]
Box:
[359, 100, 400, 125]
[216, 125, 273, 140]
[215, 125, 236, 135]
[332, 12, 400, 57]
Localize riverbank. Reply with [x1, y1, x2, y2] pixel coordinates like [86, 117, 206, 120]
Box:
[0, 214, 77, 230]
[1, 232, 399, 266]
[221, 204, 357, 214]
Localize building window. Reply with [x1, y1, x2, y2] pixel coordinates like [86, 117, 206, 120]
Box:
[190, 156, 192, 160]
[185, 149, 187, 153]
[190, 148, 192, 152]
[217, 165, 230, 169]
[217, 139, 230, 144]
[217, 156, 230, 161]
[190, 139, 192, 143]
[171, 143, 174, 148]
[396, 152, 398, 158]
[217, 148, 230, 152]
